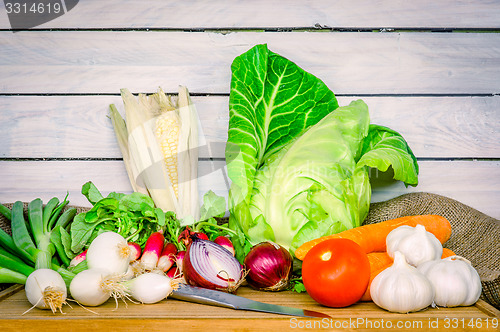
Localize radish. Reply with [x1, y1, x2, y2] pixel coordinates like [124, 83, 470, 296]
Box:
[128, 242, 142, 262]
[122, 273, 176, 304]
[214, 236, 235, 256]
[194, 232, 209, 240]
[166, 266, 178, 278]
[25, 269, 67, 313]
[68, 250, 87, 268]
[157, 243, 177, 272]
[140, 232, 165, 271]
[176, 251, 186, 275]
[86, 232, 131, 275]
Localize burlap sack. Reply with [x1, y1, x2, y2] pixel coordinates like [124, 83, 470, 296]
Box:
[364, 192, 499, 309]
[1, 193, 499, 309]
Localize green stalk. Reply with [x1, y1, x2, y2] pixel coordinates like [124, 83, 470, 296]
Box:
[51, 226, 71, 267]
[47, 196, 69, 230]
[11, 201, 38, 260]
[54, 208, 77, 229]
[195, 221, 237, 235]
[0, 252, 35, 277]
[28, 199, 56, 270]
[69, 260, 88, 274]
[0, 267, 27, 284]
[0, 247, 24, 264]
[51, 264, 75, 287]
[0, 228, 35, 264]
[0, 204, 11, 221]
[42, 197, 60, 232]
[28, 199, 44, 247]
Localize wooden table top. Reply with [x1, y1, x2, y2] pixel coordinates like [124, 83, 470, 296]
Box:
[0, 285, 498, 331]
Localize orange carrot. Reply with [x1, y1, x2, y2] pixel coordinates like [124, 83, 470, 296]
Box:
[441, 247, 456, 258]
[360, 248, 456, 301]
[295, 215, 451, 260]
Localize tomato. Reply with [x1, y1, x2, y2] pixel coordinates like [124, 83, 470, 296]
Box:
[301, 238, 370, 307]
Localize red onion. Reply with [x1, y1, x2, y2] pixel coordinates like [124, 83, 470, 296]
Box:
[183, 237, 243, 292]
[244, 241, 292, 291]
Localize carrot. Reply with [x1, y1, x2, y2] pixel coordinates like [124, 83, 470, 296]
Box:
[441, 247, 456, 258]
[360, 248, 456, 301]
[294, 215, 451, 260]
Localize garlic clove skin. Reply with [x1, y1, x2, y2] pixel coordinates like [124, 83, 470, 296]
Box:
[417, 255, 481, 307]
[386, 224, 443, 267]
[370, 251, 434, 313]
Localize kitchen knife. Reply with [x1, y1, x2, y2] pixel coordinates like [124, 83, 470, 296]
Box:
[170, 284, 331, 319]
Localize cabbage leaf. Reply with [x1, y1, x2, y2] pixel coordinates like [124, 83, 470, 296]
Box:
[226, 45, 418, 258]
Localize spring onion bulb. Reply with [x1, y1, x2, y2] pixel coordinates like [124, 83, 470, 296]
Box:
[86, 232, 131, 275]
[69, 268, 127, 306]
[122, 273, 176, 304]
[25, 269, 67, 313]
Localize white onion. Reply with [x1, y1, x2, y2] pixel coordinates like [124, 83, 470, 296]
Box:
[25, 269, 67, 313]
[69, 268, 112, 306]
[123, 273, 175, 304]
[86, 232, 131, 275]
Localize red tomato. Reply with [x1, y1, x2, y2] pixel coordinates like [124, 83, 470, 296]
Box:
[302, 238, 370, 307]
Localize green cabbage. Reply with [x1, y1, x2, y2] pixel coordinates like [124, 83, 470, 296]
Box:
[226, 45, 418, 258]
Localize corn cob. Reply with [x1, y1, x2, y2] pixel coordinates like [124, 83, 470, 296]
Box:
[109, 86, 200, 220]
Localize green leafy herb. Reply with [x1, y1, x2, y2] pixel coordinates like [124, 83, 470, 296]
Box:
[70, 182, 168, 252]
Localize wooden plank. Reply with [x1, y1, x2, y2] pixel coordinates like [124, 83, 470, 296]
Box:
[0, 288, 497, 332]
[0, 160, 498, 219]
[0, 285, 22, 302]
[1, 32, 499, 94]
[1, 0, 499, 29]
[0, 95, 498, 159]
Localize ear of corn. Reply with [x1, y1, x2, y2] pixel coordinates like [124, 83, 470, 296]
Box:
[109, 86, 201, 221]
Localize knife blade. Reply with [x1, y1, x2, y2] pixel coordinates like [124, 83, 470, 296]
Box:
[170, 284, 331, 319]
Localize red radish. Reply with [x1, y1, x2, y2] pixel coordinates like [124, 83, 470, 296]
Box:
[140, 232, 165, 271]
[214, 236, 235, 256]
[128, 242, 142, 262]
[195, 232, 209, 240]
[69, 249, 87, 268]
[176, 251, 186, 275]
[166, 266, 178, 278]
[157, 243, 178, 272]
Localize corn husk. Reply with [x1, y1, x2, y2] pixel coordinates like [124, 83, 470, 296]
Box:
[109, 86, 200, 220]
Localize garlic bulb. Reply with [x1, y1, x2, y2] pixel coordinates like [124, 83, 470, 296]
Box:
[418, 256, 481, 307]
[386, 224, 443, 267]
[370, 251, 434, 313]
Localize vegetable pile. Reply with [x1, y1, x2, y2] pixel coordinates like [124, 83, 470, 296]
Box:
[0, 44, 485, 315]
[298, 215, 482, 311]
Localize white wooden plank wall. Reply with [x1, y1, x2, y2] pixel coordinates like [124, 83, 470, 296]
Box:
[0, 1, 499, 219]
